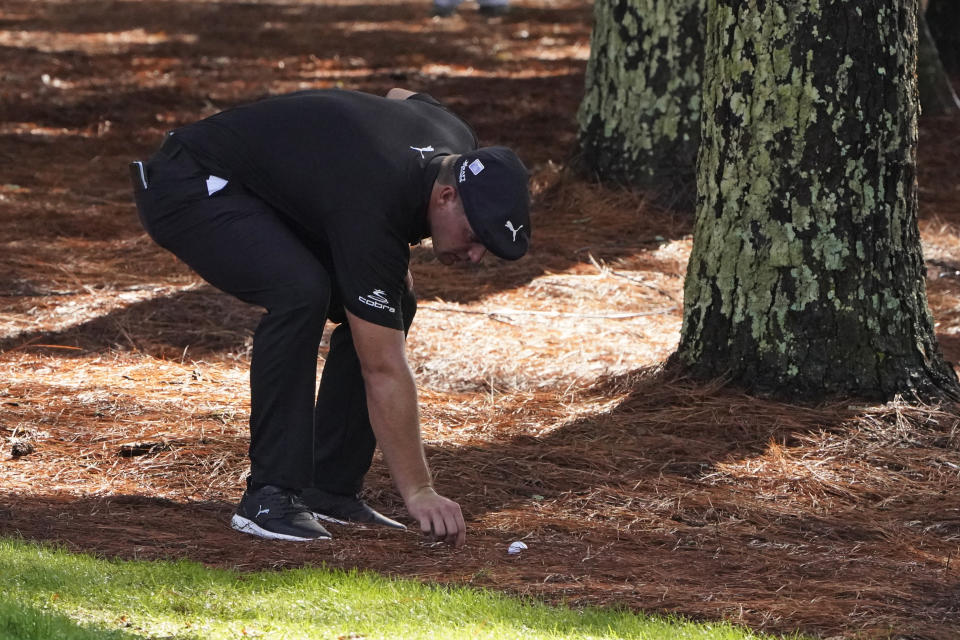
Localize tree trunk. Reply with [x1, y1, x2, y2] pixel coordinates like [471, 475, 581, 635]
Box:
[676, 0, 959, 401]
[918, 8, 960, 115]
[576, 0, 705, 210]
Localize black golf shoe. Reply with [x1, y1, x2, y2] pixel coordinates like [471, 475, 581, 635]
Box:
[231, 485, 333, 541]
[300, 488, 406, 530]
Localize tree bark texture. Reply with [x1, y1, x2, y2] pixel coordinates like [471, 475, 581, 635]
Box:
[677, 0, 959, 400]
[917, 8, 960, 115]
[577, 0, 705, 209]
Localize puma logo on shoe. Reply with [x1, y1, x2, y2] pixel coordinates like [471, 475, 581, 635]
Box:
[505, 220, 524, 242]
[257, 506, 270, 517]
[410, 145, 434, 158]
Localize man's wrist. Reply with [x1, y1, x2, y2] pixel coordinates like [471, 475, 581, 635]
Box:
[401, 484, 436, 503]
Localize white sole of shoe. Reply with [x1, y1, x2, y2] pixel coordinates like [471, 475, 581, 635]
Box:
[230, 514, 331, 542]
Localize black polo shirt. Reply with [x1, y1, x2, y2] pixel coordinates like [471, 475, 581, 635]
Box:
[171, 89, 478, 329]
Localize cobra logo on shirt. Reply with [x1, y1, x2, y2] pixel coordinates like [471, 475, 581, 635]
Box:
[358, 289, 396, 314]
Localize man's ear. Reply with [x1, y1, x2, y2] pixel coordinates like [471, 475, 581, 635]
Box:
[438, 184, 458, 205]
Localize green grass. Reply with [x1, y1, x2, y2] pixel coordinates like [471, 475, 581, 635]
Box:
[0, 537, 794, 640]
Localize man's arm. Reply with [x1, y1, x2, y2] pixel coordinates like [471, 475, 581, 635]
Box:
[345, 309, 465, 547]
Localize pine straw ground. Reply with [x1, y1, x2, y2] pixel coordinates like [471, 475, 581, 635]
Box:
[2, 1, 960, 638]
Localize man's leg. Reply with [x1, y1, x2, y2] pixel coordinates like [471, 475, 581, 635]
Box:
[310, 320, 375, 496]
[311, 286, 416, 492]
[153, 192, 333, 489]
[132, 145, 333, 540]
[303, 286, 416, 526]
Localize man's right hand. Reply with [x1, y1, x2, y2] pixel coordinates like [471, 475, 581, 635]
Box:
[405, 486, 466, 547]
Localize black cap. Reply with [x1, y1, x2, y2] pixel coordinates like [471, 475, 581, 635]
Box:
[455, 146, 531, 260]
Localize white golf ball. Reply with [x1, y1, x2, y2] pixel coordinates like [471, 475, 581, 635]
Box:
[507, 541, 527, 554]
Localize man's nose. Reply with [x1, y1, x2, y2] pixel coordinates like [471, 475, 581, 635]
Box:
[467, 244, 487, 263]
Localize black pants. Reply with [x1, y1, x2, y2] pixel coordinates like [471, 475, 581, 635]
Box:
[130, 137, 415, 494]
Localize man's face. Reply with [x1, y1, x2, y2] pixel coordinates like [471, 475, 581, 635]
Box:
[429, 189, 487, 265]
[434, 217, 486, 265]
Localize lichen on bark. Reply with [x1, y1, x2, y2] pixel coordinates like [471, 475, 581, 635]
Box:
[676, 0, 959, 400]
[576, 0, 705, 208]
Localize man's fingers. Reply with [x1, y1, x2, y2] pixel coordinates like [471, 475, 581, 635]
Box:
[408, 490, 466, 547]
[446, 511, 462, 545]
[452, 502, 466, 546]
[417, 512, 447, 540]
[419, 512, 433, 536]
[430, 513, 448, 541]
[418, 508, 464, 547]
[439, 506, 464, 546]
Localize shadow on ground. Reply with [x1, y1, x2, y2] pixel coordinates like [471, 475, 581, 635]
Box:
[3, 366, 959, 637]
